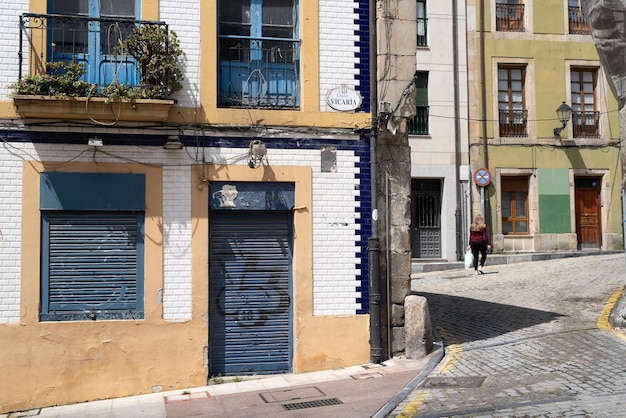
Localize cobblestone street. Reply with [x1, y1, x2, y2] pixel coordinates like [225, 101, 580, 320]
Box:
[390, 253, 626, 417]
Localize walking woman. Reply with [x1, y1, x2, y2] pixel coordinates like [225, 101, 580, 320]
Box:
[467, 214, 491, 275]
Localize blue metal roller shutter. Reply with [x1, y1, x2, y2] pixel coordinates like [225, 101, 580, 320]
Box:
[41, 211, 144, 321]
[209, 210, 292, 375]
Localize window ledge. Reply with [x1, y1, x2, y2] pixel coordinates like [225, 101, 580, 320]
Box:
[13, 95, 174, 122]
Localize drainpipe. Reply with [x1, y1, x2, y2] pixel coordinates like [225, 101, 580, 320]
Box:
[479, 0, 492, 232]
[368, 0, 382, 364]
[453, 0, 463, 261]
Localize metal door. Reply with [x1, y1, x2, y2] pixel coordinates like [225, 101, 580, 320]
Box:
[411, 179, 442, 258]
[208, 210, 292, 376]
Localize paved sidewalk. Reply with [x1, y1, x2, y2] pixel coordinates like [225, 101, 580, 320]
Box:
[1, 352, 444, 418]
[3, 250, 620, 418]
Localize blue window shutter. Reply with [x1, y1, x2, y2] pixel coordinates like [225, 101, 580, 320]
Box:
[39, 171, 146, 322]
[41, 212, 144, 321]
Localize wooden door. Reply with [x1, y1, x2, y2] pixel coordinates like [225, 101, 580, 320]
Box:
[575, 178, 601, 248]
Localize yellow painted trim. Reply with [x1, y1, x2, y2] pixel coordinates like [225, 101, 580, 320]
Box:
[141, 0, 159, 20]
[598, 285, 625, 332]
[21, 161, 164, 323]
[397, 325, 463, 417]
[198, 2, 369, 129]
[30, 0, 45, 14]
[435, 325, 462, 373]
[193, 164, 369, 373]
[397, 392, 429, 418]
[3, 160, 212, 413]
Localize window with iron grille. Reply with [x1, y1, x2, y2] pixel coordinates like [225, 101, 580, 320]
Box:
[571, 67, 600, 138]
[408, 72, 429, 135]
[417, 0, 427, 47]
[568, 0, 590, 35]
[218, 0, 301, 109]
[496, 0, 524, 32]
[501, 176, 529, 235]
[498, 65, 527, 137]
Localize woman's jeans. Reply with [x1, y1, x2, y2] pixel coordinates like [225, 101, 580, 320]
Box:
[470, 241, 487, 270]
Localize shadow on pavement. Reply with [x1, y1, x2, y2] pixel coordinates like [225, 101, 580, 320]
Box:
[415, 292, 565, 345]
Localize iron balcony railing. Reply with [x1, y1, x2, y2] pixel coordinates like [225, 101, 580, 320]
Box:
[408, 106, 429, 135]
[18, 13, 171, 98]
[218, 34, 301, 109]
[496, 4, 525, 32]
[568, 6, 590, 35]
[572, 110, 600, 138]
[417, 17, 428, 47]
[499, 109, 528, 137]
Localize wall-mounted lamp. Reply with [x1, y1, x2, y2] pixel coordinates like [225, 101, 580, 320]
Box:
[248, 139, 267, 168]
[164, 135, 184, 150]
[553, 101, 572, 137]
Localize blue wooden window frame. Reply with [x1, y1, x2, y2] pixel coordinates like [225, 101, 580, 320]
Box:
[39, 172, 145, 321]
[217, 0, 300, 108]
[48, 0, 141, 87]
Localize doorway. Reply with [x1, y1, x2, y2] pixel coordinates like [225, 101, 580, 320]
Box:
[411, 179, 442, 258]
[574, 177, 601, 249]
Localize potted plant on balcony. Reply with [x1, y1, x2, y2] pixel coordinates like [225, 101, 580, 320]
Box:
[11, 24, 185, 122]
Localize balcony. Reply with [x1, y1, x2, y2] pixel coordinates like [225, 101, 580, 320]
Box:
[408, 106, 429, 135]
[218, 35, 301, 109]
[14, 13, 179, 121]
[572, 111, 600, 138]
[568, 6, 590, 35]
[496, 4, 525, 32]
[499, 109, 528, 137]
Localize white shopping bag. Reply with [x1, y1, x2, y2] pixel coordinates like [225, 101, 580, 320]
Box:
[464, 251, 473, 269]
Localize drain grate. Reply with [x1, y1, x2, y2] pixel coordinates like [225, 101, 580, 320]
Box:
[282, 398, 343, 411]
[420, 376, 486, 389]
[351, 371, 385, 380]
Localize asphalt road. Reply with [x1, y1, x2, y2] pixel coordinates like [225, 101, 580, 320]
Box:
[389, 253, 626, 417]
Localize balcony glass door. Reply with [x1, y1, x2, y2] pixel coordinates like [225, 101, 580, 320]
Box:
[49, 0, 139, 87]
[218, 0, 300, 108]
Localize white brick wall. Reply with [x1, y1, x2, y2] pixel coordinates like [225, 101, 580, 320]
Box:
[161, 0, 201, 108]
[269, 147, 363, 315]
[0, 139, 23, 323]
[0, 139, 365, 323]
[0, 1, 28, 100]
[162, 165, 193, 321]
[319, 0, 360, 112]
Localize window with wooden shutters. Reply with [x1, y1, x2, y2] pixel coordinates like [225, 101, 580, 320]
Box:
[501, 176, 529, 235]
[498, 65, 527, 137]
[571, 67, 599, 138]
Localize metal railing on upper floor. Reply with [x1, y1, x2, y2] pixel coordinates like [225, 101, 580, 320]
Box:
[18, 13, 172, 99]
[496, 4, 525, 32]
[218, 35, 301, 109]
[499, 109, 528, 137]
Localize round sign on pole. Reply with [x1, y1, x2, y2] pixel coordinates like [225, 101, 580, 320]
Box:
[473, 168, 492, 187]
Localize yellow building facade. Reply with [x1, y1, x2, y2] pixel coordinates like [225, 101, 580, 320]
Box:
[466, 0, 622, 252]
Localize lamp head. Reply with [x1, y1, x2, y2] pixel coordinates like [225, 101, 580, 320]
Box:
[556, 101, 572, 126]
[554, 101, 573, 137]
